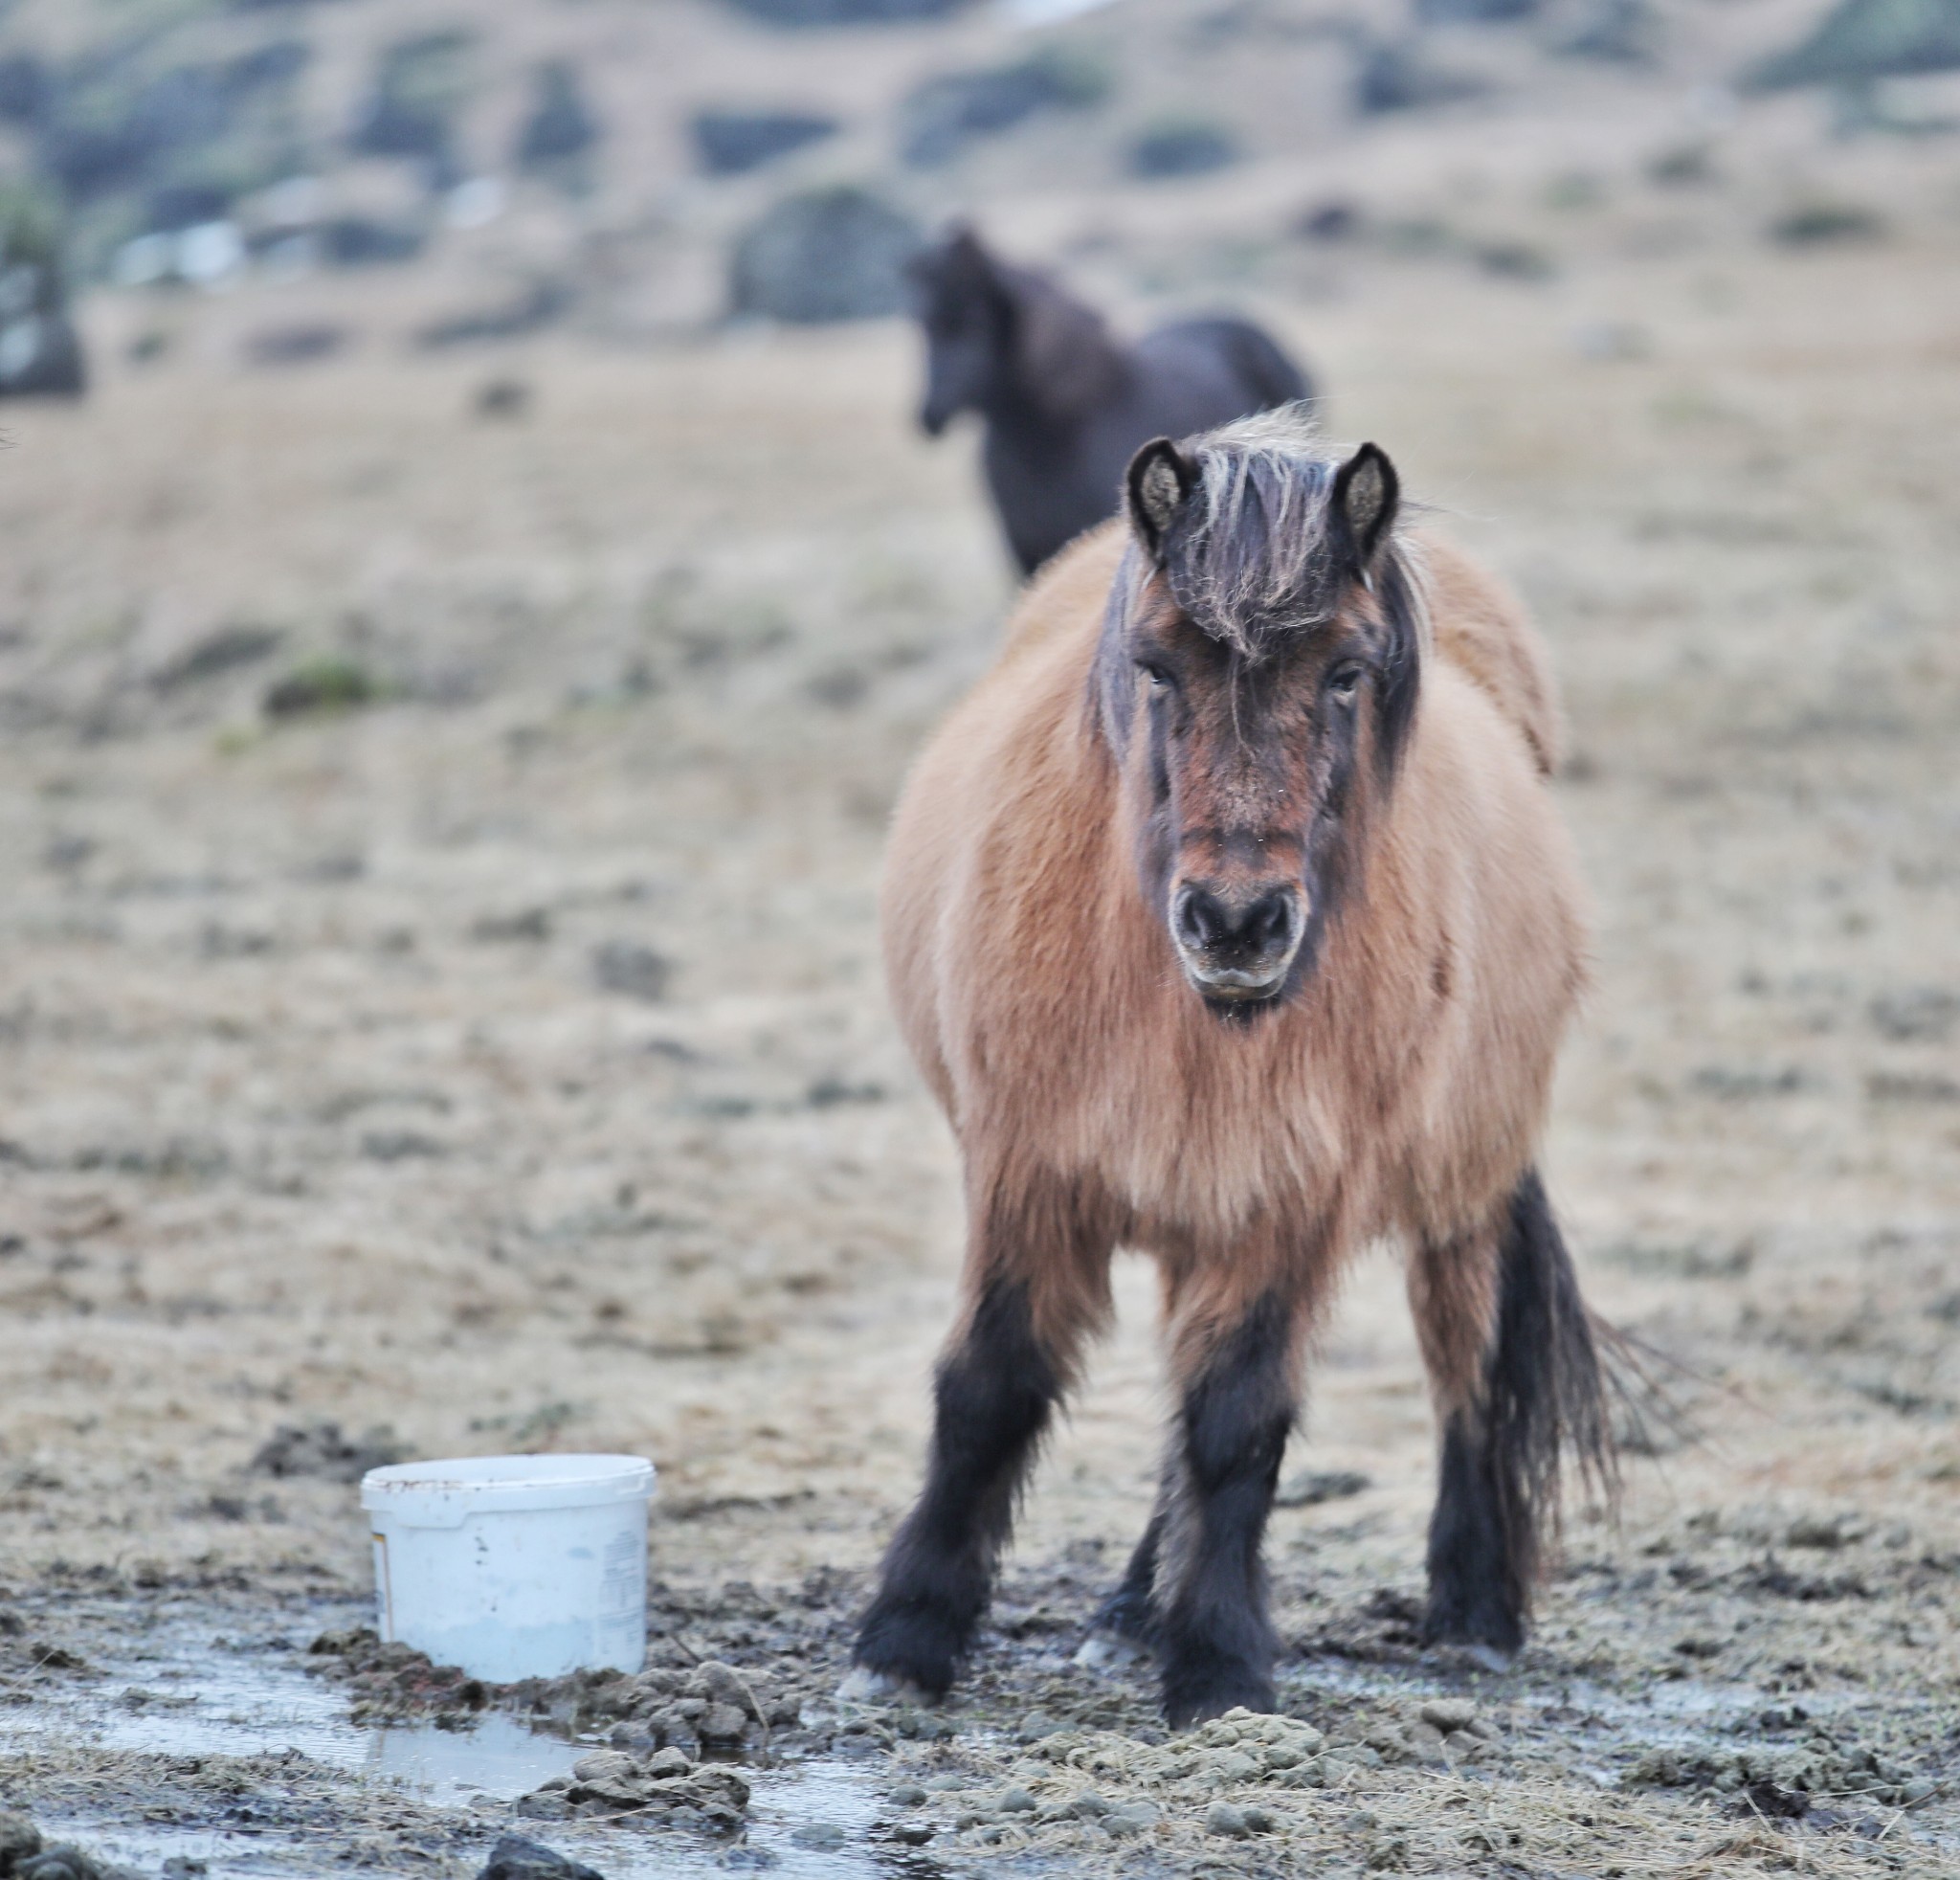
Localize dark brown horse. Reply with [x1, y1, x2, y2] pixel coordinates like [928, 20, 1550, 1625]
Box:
[911, 227, 1313, 577]
[843, 410, 1612, 1727]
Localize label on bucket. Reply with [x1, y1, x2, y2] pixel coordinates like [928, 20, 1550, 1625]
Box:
[601, 1527, 643, 1616]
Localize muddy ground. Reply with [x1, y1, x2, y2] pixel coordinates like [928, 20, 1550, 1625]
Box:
[2, 87, 1959, 1877]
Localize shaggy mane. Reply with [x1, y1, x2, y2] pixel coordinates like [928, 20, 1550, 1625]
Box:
[1162, 405, 1418, 660]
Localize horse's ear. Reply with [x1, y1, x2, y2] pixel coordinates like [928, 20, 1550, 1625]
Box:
[1329, 442, 1400, 574]
[1125, 437, 1198, 558]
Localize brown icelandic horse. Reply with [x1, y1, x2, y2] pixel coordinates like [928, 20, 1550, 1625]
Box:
[844, 409, 1612, 1728]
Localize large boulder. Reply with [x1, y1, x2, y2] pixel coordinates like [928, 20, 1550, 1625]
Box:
[348, 30, 474, 175]
[1125, 118, 1239, 178]
[516, 59, 601, 182]
[721, 0, 969, 22]
[729, 186, 923, 323]
[1352, 38, 1491, 112]
[1745, 0, 1960, 87]
[692, 109, 839, 175]
[0, 188, 82, 398]
[898, 49, 1107, 168]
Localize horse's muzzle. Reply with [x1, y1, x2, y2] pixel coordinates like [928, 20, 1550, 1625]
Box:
[1170, 880, 1305, 1003]
[918, 399, 952, 437]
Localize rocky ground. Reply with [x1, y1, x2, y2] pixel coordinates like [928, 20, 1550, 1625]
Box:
[0, 20, 1958, 1870]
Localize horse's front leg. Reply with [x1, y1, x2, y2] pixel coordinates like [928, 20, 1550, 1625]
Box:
[847, 1173, 1114, 1701]
[1153, 1284, 1312, 1727]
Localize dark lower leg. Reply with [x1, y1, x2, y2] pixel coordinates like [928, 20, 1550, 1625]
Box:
[1155, 1293, 1300, 1727]
[1418, 1167, 1610, 1661]
[1423, 1409, 1523, 1658]
[853, 1279, 1063, 1696]
[1090, 1503, 1165, 1646]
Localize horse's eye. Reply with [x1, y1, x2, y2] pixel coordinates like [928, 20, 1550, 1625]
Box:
[1136, 660, 1173, 693]
[1326, 662, 1363, 702]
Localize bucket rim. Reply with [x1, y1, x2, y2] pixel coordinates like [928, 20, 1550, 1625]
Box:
[361, 1452, 657, 1512]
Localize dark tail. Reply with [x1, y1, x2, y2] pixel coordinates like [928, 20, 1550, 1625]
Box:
[1424, 1166, 1615, 1659]
[1486, 1167, 1616, 1598]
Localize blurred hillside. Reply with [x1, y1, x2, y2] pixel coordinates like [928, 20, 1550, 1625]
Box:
[0, 0, 1953, 368]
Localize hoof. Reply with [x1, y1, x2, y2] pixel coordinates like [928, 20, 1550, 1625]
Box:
[1163, 1675, 1277, 1731]
[837, 1665, 932, 1707]
[1074, 1628, 1150, 1673]
[1459, 1641, 1517, 1674]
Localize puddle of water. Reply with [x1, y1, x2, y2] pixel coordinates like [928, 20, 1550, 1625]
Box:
[0, 1608, 933, 1878]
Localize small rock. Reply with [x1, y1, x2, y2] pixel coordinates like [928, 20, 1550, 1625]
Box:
[1786, 1512, 1865, 1550]
[19, 1851, 124, 1880]
[1419, 1696, 1478, 1733]
[697, 1702, 749, 1745]
[888, 1785, 926, 1807]
[1102, 1802, 1159, 1836]
[1016, 1709, 1065, 1741]
[250, 1421, 407, 1483]
[591, 941, 671, 1002]
[789, 1824, 845, 1850]
[0, 1816, 42, 1869]
[995, 1787, 1037, 1813]
[1069, 1792, 1112, 1818]
[1242, 1805, 1277, 1833]
[1407, 1721, 1447, 1760]
[513, 1795, 572, 1823]
[696, 1661, 760, 1717]
[1205, 1802, 1251, 1839]
[570, 1750, 641, 1786]
[645, 1746, 691, 1778]
[478, 1836, 607, 1880]
[891, 1822, 933, 1845]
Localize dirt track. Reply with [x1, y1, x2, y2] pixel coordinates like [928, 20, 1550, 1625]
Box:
[0, 177, 1957, 1872]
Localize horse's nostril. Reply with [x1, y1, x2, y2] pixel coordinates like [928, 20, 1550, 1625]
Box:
[1245, 889, 1296, 950]
[1174, 884, 1231, 951]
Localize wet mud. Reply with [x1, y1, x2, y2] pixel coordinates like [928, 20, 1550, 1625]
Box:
[0, 82, 1957, 1880]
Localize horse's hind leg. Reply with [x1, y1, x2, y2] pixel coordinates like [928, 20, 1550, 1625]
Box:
[848, 1173, 1114, 1701]
[1077, 1496, 1165, 1668]
[1408, 1166, 1612, 1667]
[1152, 1285, 1311, 1727]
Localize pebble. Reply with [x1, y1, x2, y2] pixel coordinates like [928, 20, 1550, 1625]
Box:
[570, 1750, 638, 1785]
[790, 1824, 846, 1851]
[888, 1784, 926, 1807]
[0, 1817, 41, 1868]
[1419, 1696, 1478, 1733]
[477, 1836, 606, 1880]
[994, 1786, 1037, 1813]
[1205, 1802, 1251, 1839]
[698, 1701, 749, 1744]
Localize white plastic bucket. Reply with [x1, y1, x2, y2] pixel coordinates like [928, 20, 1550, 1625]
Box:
[360, 1453, 657, 1684]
